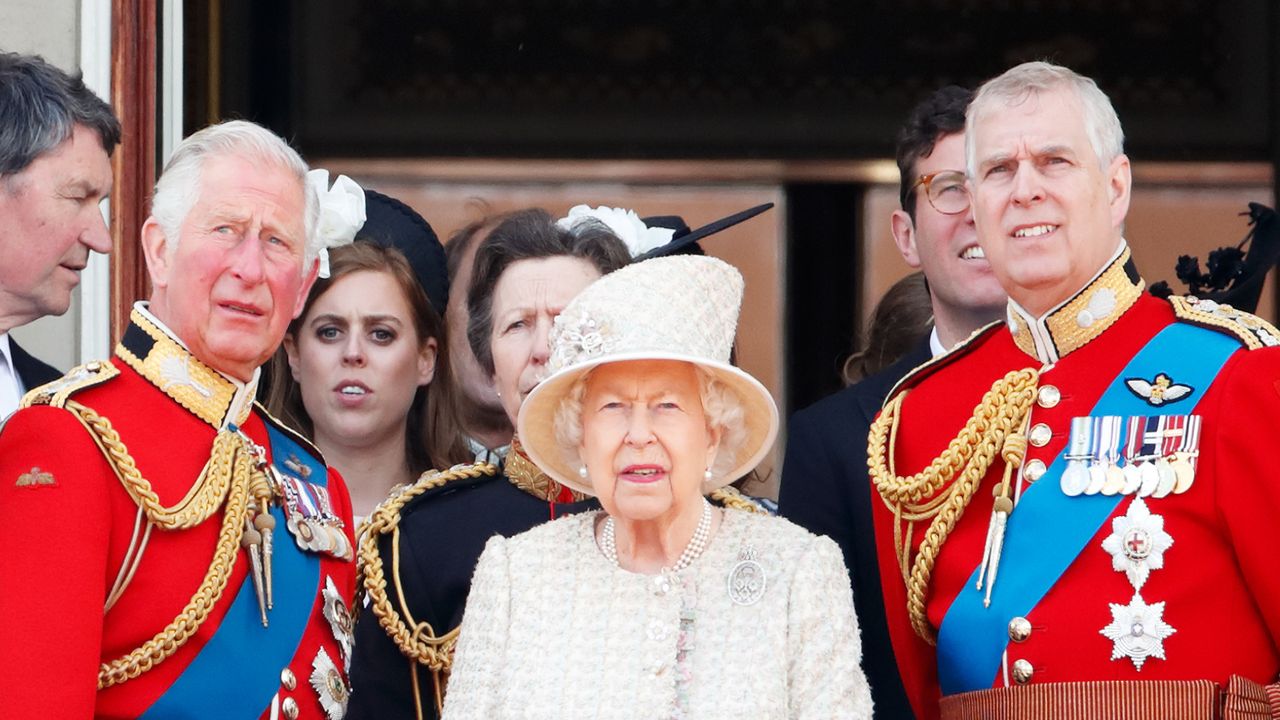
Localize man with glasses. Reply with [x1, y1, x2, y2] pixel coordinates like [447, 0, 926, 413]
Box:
[869, 61, 1280, 719]
[779, 85, 1006, 719]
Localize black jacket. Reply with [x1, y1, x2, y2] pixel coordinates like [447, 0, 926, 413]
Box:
[10, 338, 60, 393]
[778, 336, 932, 720]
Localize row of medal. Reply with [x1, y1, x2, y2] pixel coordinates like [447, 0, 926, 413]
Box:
[272, 463, 354, 562]
[1060, 414, 1201, 498]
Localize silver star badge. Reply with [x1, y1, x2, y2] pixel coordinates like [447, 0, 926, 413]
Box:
[310, 646, 349, 720]
[1101, 497, 1173, 590]
[321, 576, 354, 669]
[1100, 594, 1176, 670]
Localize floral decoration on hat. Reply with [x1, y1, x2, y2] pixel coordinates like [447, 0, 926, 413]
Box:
[307, 169, 367, 278]
[557, 205, 675, 258]
[550, 314, 618, 371]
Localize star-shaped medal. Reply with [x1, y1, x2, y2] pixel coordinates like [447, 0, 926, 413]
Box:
[1100, 594, 1176, 670]
[310, 646, 350, 720]
[321, 576, 354, 670]
[1100, 497, 1173, 590]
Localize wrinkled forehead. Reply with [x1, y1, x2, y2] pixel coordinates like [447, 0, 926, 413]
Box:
[585, 359, 702, 397]
[493, 256, 601, 314]
[196, 154, 306, 226]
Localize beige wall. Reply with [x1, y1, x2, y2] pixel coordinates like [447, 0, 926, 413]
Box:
[2, 0, 84, 373]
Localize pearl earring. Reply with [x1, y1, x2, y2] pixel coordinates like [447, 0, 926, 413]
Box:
[704, 467, 713, 482]
[578, 466, 588, 479]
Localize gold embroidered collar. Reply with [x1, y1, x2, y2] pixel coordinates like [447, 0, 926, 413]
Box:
[1007, 244, 1144, 364]
[115, 304, 258, 429]
[505, 435, 587, 503]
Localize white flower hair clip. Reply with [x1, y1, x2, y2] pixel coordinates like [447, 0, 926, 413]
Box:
[556, 205, 674, 259]
[307, 169, 367, 278]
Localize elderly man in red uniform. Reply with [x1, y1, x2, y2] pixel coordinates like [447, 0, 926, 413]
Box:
[0, 120, 359, 719]
[869, 61, 1280, 720]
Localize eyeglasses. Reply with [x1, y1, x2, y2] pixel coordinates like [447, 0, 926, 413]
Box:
[911, 170, 970, 215]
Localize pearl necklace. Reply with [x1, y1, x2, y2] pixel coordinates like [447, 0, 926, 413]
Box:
[601, 498, 713, 573]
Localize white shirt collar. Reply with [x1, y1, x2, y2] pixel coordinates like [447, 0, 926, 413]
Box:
[0, 333, 22, 421]
[927, 326, 946, 359]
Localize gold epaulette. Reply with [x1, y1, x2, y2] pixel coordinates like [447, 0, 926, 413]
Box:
[356, 461, 499, 717]
[20, 360, 119, 409]
[1169, 295, 1280, 350]
[884, 320, 1005, 408]
[709, 485, 768, 515]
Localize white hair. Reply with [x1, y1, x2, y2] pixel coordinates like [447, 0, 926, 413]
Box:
[554, 363, 748, 484]
[150, 120, 319, 268]
[965, 61, 1125, 177]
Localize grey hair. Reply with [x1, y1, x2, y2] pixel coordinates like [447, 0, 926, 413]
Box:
[553, 364, 748, 485]
[0, 51, 120, 180]
[965, 61, 1125, 177]
[150, 120, 319, 267]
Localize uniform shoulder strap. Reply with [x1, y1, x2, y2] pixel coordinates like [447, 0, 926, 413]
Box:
[1167, 295, 1280, 350]
[709, 485, 771, 515]
[20, 360, 119, 409]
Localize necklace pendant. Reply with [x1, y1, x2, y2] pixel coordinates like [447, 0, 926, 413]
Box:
[727, 545, 766, 606]
[653, 572, 673, 596]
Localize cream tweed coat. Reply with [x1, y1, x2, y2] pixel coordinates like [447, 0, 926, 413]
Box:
[441, 508, 873, 719]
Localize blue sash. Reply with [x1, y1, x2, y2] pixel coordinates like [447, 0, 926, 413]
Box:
[936, 323, 1239, 694]
[140, 424, 327, 718]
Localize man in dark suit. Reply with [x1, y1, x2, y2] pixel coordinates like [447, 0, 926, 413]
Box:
[9, 341, 60, 389]
[0, 52, 119, 417]
[778, 85, 1006, 718]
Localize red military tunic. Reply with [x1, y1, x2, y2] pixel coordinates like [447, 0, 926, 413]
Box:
[870, 250, 1280, 719]
[0, 308, 357, 719]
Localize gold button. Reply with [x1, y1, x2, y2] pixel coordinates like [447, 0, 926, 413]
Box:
[1024, 459, 1047, 482]
[1011, 658, 1034, 684]
[1008, 616, 1032, 643]
[1037, 385, 1061, 408]
[280, 668, 296, 691]
[282, 697, 299, 720]
[1028, 423, 1052, 447]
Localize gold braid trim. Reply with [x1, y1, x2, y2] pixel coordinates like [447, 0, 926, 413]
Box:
[1169, 295, 1280, 350]
[709, 486, 766, 514]
[357, 462, 498, 714]
[505, 437, 586, 503]
[65, 401, 273, 689]
[867, 369, 1039, 644]
[67, 400, 232, 530]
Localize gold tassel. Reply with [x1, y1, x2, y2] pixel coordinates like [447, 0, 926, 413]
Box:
[976, 429, 1027, 606]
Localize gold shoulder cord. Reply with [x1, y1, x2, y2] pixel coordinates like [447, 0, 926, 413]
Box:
[867, 368, 1039, 644]
[709, 486, 767, 514]
[356, 462, 498, 720]
[64, 401, 275, 689]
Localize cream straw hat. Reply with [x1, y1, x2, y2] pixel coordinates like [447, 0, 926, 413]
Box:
[517, 255, 779, 496]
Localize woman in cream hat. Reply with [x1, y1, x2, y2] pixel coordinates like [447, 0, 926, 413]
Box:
[442, 255, 872, 719]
